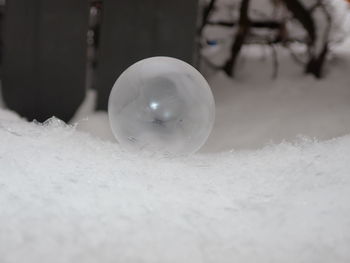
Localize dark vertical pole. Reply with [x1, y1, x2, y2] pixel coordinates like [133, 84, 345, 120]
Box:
[95, 0, 198, 110]
[2, 0, 89, 122]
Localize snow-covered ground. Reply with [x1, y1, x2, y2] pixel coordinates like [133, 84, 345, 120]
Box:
[0, 37, 350, 262]
[1, 110, 350, 263]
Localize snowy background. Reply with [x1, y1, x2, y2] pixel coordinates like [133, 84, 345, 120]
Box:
[1, 1, 350, 262]
[1, 39, 350, 262]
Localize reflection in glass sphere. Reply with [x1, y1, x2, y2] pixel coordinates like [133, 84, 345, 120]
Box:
[108, 57, 215, 155]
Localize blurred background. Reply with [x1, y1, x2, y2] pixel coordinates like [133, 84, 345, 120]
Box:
[0, 0, 349, 151]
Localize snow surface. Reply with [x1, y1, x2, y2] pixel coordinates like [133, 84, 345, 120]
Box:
[0, 109, 350, 263]
[1, 22, 350, 263]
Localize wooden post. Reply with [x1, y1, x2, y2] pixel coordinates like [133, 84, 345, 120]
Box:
[2, 0, 89, 122]
[95, 0, 199, 110]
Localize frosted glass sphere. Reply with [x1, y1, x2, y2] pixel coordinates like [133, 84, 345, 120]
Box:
[108, 57, 215, 155]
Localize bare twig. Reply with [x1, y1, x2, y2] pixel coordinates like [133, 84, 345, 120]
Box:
[207, 20, 281, 29]
[305, 1, 332, 78]
[223, 0, 251, 76]
[282, 0, 316, 45]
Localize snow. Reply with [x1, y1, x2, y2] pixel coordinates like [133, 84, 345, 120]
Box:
[1, 23, 350, 263]
[0, 110, 350, 263]
[202, 47, 350, 151]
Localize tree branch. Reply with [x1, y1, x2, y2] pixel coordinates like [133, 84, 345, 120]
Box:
[223, 0, 251, 76]
[282, 0, 316, 44]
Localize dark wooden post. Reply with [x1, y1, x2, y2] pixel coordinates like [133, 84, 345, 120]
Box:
[2, 0, 89, 122]
[95, 0, 199, 110]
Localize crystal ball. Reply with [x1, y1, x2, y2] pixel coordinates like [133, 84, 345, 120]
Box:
[108, 57, 215, 155]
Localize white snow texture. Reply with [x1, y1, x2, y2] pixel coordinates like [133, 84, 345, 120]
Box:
[0, 108, 350, 263]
